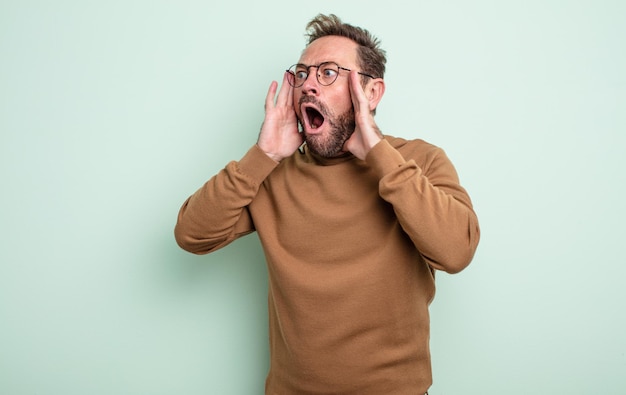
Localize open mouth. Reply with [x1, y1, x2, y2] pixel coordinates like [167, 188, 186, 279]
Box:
[304, 106, 325, 131]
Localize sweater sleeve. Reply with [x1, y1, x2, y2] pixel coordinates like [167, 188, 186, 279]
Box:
[174, 145, 278, 254]
[366, 139, 480, 273]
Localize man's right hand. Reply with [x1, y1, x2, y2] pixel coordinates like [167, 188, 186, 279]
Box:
[257, 72, 303, 162]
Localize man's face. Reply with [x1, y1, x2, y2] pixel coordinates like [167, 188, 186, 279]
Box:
[293, 36, 360, 157]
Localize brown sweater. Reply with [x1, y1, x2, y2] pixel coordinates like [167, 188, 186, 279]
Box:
[175, 136, 480, 394]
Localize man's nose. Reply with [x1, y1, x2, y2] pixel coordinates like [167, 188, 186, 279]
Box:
[300, 70, 320, 95]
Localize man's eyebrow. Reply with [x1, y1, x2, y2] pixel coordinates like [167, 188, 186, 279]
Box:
[295, 61, 337, 68]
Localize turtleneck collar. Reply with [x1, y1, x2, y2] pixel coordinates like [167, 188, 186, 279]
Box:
[299, 143, 357, 166]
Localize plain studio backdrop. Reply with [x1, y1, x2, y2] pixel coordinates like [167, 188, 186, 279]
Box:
[1, 1, 624, 394]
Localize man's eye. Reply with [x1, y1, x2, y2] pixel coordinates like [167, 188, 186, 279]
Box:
[322, 68, 337, 77]
[295, 71, 308, 80]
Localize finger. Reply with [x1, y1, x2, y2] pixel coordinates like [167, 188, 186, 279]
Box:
[287, 73, 294, 108]
[348, 71, 368, 112]
[265, 80, 278, 110]
[275, 71, 294, 107]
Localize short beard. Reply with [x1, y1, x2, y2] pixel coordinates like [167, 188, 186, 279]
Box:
[299, 99, 356, 158]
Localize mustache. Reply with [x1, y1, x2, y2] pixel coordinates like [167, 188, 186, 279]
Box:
[298, 95, 318, 106]
[298, 95, 329, 117]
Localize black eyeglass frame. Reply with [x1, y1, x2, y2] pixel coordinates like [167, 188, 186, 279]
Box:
[286, 61, 377, 88]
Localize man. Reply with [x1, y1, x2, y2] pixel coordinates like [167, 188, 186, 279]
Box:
[175, 14, 479, 395]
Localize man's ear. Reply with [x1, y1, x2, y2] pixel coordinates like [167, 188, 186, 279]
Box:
[366, 78, 385, 112]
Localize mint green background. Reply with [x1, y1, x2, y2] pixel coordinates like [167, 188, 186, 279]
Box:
[1, 1, 624, 394]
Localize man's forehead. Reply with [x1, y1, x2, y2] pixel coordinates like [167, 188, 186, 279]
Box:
[297, 36, 358, 65]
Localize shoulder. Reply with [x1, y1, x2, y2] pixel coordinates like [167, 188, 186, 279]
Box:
[383, 135, 459, 178]
[384, 135, 444, 163]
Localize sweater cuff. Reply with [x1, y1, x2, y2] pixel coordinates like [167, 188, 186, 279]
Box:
[236, 145, 279, 185]
[365, 139, 407, 178]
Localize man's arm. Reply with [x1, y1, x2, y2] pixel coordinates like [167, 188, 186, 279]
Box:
[175, 73, 301, 254]
[344, 70, 479, 273]
[174, 145, 278, 254]
[367, 139, 480, 273]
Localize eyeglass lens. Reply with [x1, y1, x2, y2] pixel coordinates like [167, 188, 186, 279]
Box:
[287, 62, 340, 87]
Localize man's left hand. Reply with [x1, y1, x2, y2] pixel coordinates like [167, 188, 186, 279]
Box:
[343, 70, 384, 160]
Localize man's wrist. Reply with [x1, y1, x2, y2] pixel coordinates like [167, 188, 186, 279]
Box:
[257, 145, 282, 163]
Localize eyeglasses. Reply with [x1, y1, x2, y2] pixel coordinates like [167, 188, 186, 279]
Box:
[286, 61, 376, 88]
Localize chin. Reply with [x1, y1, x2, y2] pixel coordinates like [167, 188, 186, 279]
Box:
[298, 113, 354, 158]
[304, 133, 349, 158]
